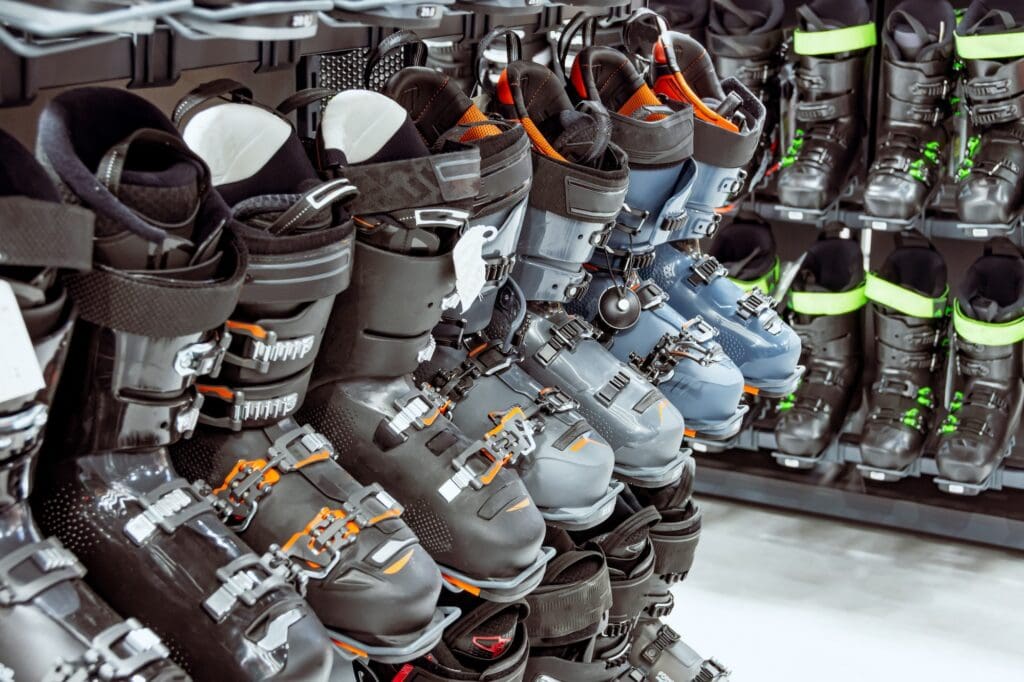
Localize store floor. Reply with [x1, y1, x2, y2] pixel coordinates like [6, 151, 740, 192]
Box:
[669, 498, 1024, 681]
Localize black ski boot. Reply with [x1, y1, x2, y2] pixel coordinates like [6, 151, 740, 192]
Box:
[370, 599, 531, 681]
[35, 87, 335, 679]
[489, 59, 692, 487]
[627, 619, 730, 682]
[0, 129, 186, 681]
[859, 238, 949, 481]
[863, 0, 956, 220]
[168, 82, 452, 663]
[707, 0, 787, 193]
[935, 245, 1024, 493]
[299, 88, 550, 602]
[955, 0, 1024, 225]
[777, 0, 876, 209]
[707, 217, 780, 296]
[775, 235, 866, 459]
[382, 66, 622, 531]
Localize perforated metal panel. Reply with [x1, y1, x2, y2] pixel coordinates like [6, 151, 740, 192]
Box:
[318, 45, 414, 93]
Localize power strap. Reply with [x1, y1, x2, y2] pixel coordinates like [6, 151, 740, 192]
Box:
[0, 196, 93, 270]
[793, 22, 877, 56]
[789, 283, 868, 316]
[524, 550, 613, 647]
[953, 299, 1024, 346]
[866, 273, 948, 319]
[955, 29, 1024, 60]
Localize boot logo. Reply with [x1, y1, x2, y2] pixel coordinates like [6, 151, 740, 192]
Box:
[471, 634, 513, 658]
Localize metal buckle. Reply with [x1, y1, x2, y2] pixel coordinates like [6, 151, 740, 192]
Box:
[0, 402, 47, 460]
[0, 537, 85, 606]
[198, 385, 301, 431]
[226, 321, 316, 375]
[736, 288, 775, 321]
[123, 480, 212, 547]
[660, 212, 689, 232]
[639, 624, 681, 666]
[483, 254, 517, 284]
[438, 408, 537, 502]
[535, 387, 578, 414]
[589, 224, 613, 249]
[203, 553, 293, 622]
[615, 203, 649, 236]
[686, 256, 728, 288]
[48, 620, 171, 682]
[173, 333, 229, 378]
[384, 387, 450, 441]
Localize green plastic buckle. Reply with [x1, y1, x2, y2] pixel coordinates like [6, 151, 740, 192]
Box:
[789, 282, 867, 316]
[953, 300, 1024, 346]
[732, 258, 781, 295]
[793, 22, 877, 56]
[955, 29, 1024, 60]
[865, 273, 947, 319]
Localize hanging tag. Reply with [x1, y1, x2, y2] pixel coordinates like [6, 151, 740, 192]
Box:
[452, 224, 497, 313]
[0, 280, 45, 404]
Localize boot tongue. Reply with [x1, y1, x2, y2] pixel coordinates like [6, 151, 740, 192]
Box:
[114, 158, 201, 234]
[550, 109, 608, 164]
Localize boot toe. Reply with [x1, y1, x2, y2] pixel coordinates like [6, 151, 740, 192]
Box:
[958, 177, 1016, 224]
[859, 423, 922, 472]
[777, 166, 833, 210]
[455, 475, 546, 580]
[521, 430, 616, 512]
[775, 412, 832, 457]
[863, 174, 927, 220]
[936, 437, 1001, 485]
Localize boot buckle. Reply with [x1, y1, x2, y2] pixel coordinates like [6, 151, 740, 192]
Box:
[174, 333, 230, 378]
[49, 620, 171, 681]
[687, 255, 728, 288]
[438, 408, 536, 501]
[203, 553, 293, 621]
[226, 321, 317, 375]
[0, 402, 47, 461]
[535, 387, 578, 414]
[0, 537, 85, 606]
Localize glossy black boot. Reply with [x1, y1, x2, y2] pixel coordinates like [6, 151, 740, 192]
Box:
[775, 235, 866, 459]
[777, 0, 875, 210]
[707, 216, 780, 296]
[858, 238, 949, 481]
[863, 0, 956, 220]
[935, 246, 1024, 493]
[168, 82, 450, 663]
[707, 0, 787, 193]
[299, 88, 550, 603]
[35, 88, 335, 680]
[955, 1, 1024, 225]
[0, 129, 186, 681]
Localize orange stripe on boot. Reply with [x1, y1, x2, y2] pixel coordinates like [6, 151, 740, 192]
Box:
[617, 86, 669, 122]
[458, 105, 502, 142]
[519, 116, 566, 162]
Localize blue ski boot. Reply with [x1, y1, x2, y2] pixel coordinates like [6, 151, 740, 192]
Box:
[566, 43, 748, 441]
[643, 29, 803, 400]
[489, 59, 691, 487]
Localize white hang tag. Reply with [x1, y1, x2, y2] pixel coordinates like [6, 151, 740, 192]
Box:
[452, 224, 498, 313]
[417, 334, 437, 363]
[0, 280, 45, 404]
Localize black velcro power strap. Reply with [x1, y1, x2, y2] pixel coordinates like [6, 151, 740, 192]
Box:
[795, 92, 855, 122]
[66, 229, 245, 337]
[0, 196, 94, 270]
[346, 149, 481, 216]
[525, 550, 613, 647]
[610, 105, 694, 167]
[529, 147, 629, 222]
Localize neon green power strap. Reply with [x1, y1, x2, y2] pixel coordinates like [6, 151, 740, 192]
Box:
[793, 23, 877, 56]
[953, 300, 1024, 346]
[955, 30, 1024, 60]
[731, 258, 780, 295]
[865, 273, 947, 319]
[789, 283, 867, 316]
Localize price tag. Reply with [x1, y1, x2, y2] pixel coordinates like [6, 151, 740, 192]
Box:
[0, 280, 45, 403]
[452, 224, 497, 313]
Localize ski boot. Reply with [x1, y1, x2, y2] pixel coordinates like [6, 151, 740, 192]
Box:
[775, 235, 866, 459]
[0, 129, 186, 681]
[858, 237, 949, 481]
[565, 42, 749, 441]
[382, 65, 622, 530]
[489, 59, 692, 485]
[627, 619, 730, 681]
[955, 0, 1024, 225]
[298, 88, 550, 602]
[707, 216, 780, 295]
[165, 1, 331, 41]
[935, 244, 1024, 493]
[167, 81, 452, 663]
[707, 0, 787, 193]
[34, 87, 336, 679]
[370, 598, 531, 681]
[776, 0, 875, 209]
[863, 0, 956, 221]
[642, 29, 802, 401]
[0, 0, 191, 57]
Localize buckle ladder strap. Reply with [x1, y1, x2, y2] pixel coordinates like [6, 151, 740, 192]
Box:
[196, 367, 312, 431]
[795, 92, 856, 122]
[968, 91, 1024, 127]
[0, 402, 48, 461]
[484, 254, 517, 284]
[0, 196, 94, 270]
[533, 317, 596, 367]
[123, 479, 213, 547]
[203, 553, 294, 622]
[438, 407, 537, 502]
[374, 387, 452, 450]
[686, 255, 729, 289]
[49, 619, 171, 681]
[0, 537, 86, 606]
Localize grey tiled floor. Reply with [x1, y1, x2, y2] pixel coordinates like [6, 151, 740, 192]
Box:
[668, 499, 1024, 681]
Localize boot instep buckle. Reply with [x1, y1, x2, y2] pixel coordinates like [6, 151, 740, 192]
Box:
[0, 402, 47, 461]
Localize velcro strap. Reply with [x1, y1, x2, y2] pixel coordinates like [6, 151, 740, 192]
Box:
[866, 273, 947, 319]
[196, 366, 312, 430]
[793, 22, 877, 56]
[476, 130, 533, 215]
[606, 542, 656, 628]
[529, 147, 629, 223]
[795, 92, 855, 122]
[525, 550, 613, 647]
[968, 91, 1024, 126]
[790, 283, 867, 315]
[650, 525, 700, 582]
[346, 149, 480, 216]
[795, 58, 861, 94]
[0, 196, 94, 270]
[955, 29, 1024, 61]
[953, 299, 1024, 346]
[0, 537, 86, 605]
[66, 229, 245, 337]
[123, 479, 212, 546]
